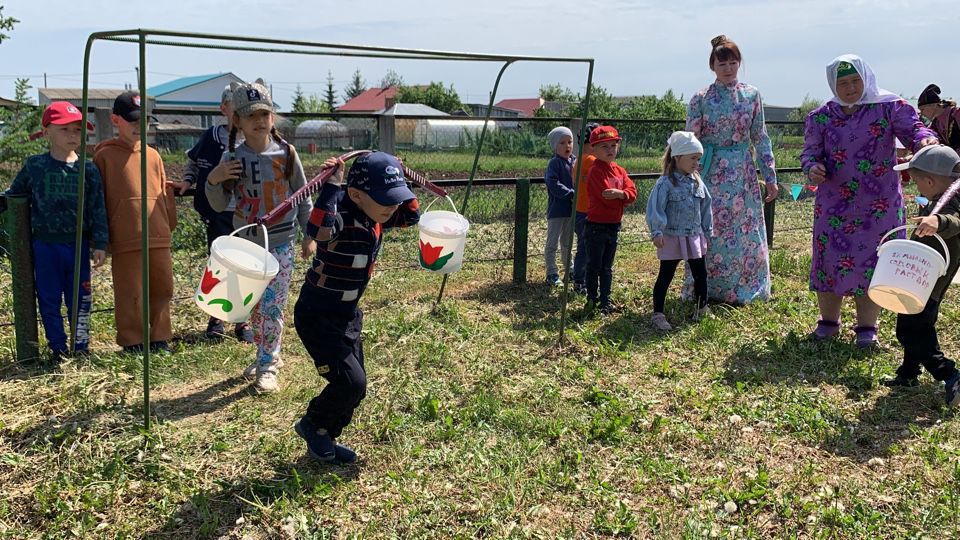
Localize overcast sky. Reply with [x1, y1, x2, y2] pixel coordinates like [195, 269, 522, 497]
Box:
[2, 0, 958, 109]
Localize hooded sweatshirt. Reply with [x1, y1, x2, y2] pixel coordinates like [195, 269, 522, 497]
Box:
[93, 138, 177, 255]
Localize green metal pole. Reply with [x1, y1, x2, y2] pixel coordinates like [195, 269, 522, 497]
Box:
[558, 60, 595, 344]
[139, 32, 152, 431]
[71, 36, 96, 353]
[512, 179, 530, 284]
[435, 60, 513, 307]
[5, 194, 40, 360]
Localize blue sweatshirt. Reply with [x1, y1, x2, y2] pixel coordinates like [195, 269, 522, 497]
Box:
[545, 154, 575, 219]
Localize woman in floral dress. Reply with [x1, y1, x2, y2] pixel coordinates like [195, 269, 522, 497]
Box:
[802, 54, 938, 347]
[686, 35, 779, 305]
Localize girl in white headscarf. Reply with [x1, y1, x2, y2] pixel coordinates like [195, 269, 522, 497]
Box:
[801, 54, 938, 347]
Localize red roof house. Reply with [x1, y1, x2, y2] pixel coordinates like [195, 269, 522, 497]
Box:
[337, 87, 399, 113]
[494, 98, 545, 118]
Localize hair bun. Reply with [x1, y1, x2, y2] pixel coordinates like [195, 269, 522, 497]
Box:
[711, 35, 728, 48]
[923, 83, 941, 95]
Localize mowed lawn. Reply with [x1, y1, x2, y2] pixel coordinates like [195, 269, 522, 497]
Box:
[0, 191, 958, 538]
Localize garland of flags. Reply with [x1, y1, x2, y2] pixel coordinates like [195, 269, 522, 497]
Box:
[783, 183, 930, 207]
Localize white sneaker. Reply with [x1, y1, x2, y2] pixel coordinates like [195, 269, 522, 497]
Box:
[243, 358, 284, 378]
[255, 369, 280, 393]
[694, 305, 713, 320]
[651, 312, 673, 331]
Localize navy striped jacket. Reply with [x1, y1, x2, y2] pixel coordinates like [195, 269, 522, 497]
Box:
[303, 182, 420, 309]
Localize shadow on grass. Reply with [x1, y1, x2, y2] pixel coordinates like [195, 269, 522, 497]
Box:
[151, 376, 254, 423]
[145, 456, 360, 539]
[820, 384, 947, 462]
[722, 331, 878, 398]
[723, 330, 955, 461]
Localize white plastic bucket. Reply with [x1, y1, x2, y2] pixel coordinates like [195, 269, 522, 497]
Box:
[418, 195, 469, 274]
[195, 224, 280, 323]
[867, 225, 949, 314]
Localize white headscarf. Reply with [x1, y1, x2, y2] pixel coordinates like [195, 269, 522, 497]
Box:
[826, 54, 901, 106]
[667, 131, 704, 156]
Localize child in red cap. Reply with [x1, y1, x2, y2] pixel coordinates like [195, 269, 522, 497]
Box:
[584, 125, 637, 314]
[8, 101, 108, 361]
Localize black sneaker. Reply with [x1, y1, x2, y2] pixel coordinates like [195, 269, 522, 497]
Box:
[122, 344, 144, 355]
[333, 442, 357, 463]
[882, 376, 920, 388]
[945, 374, 960, 408]
[293, 416, 335, 461]
[235, 323, 255, 344]
[150, 341, 172, 354]
[573, 282, 587, 296]
[205, 318, 225, 340]
[600, 302, 620, 315]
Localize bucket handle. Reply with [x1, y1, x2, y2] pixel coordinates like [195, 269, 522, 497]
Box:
[423, 194, 460, 215]
[878, 225, 950, 266]
[230, 223, 272, 278]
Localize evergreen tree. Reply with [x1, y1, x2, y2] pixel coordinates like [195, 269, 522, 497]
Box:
[323, 71, 338, 110]
[342, 69, 367, 102]
[291, 85, 307, 113]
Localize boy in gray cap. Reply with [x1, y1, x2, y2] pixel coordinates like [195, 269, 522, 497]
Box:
[886, 145, 960, 406]
[544, 126, 575, 286]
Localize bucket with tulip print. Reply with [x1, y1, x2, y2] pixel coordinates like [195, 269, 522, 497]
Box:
[418, 195, 469, 274]
[195, 224, 280, 322]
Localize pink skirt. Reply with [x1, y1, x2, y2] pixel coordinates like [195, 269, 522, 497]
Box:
[656, 233, 707, 261]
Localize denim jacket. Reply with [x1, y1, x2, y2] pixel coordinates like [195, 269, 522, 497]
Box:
[645, 172, 713, 238]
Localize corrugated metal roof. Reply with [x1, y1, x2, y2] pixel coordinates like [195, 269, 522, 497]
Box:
[39, 88, 135, 101]
[375, 103, 448, 116]
[148, 73, 226, 97]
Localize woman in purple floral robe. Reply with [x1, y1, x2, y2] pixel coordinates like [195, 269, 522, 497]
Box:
[801, 54, 938, 347]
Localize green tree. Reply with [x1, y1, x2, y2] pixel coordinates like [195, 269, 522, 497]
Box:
[0, 78, 44, 174]
[396, 82, 462, 113]
[291, 85, 307, 113]
[619, 89, 687, 120]
[323, 71, 337, 110]
[342, 69, 367, 102]
[787, 94, 822, 123]
[378, 69, 404, 89]
[539, 83, 578, 105]
[0, 5, 18, 44]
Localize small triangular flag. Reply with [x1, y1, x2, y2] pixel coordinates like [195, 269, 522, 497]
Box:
[806, 184, 818, 192]
[916, 196, 929, 206]
[790, 184, 803, 201]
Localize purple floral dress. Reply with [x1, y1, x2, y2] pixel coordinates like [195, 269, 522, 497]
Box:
[801, 100, 936, 296]
[686, 81, 778, 304]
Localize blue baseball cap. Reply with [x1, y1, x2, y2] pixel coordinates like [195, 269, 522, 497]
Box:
[347, 152, 416, 205]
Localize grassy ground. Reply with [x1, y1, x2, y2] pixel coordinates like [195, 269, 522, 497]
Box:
[1, 193, 958, 538]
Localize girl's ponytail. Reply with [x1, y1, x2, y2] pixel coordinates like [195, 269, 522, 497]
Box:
[661, 146, 678, 185]
[271, 125, 297, 184]
[228, 124, 239, 152]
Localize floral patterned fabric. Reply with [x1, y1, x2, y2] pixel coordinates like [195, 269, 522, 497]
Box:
[250, 242, 295, 367]
[801, 100, 936, 296]
[685, 81, 777, 304]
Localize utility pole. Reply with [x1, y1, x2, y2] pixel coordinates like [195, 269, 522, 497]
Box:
[43, 72, 47, 88]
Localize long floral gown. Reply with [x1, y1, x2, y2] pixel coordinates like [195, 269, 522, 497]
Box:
[686, 80, 778, 304]
[801, 99, 936, 296]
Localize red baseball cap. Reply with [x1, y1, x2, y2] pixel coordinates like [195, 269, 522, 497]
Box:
[588, 125, 621, 145]
[29, 101, 94, 140]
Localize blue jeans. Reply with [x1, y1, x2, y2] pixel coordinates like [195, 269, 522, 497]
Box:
[32, 239, 92, 352]
[573, 212, 588, 284]
[584, 222, 620, 305]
